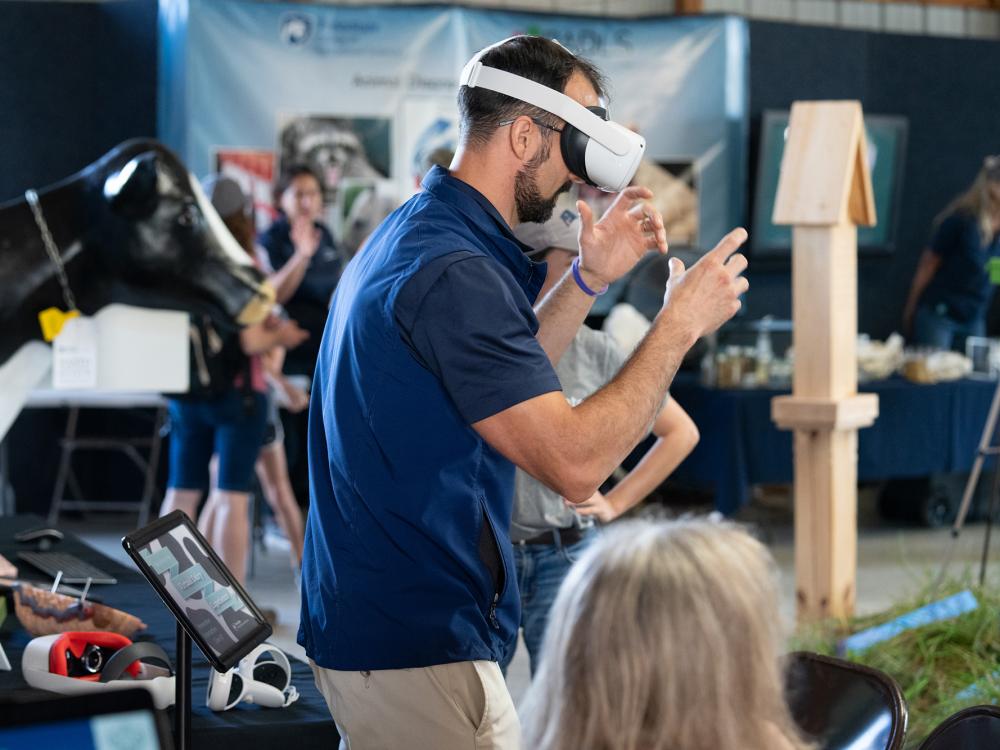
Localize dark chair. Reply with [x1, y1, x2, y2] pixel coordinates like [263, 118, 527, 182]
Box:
[785, 651, 908, 750]
[917, 705, 1000, 749]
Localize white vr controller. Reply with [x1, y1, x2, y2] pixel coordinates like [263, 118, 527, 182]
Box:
[459, 36, 645, 193]
[207, 642, 299, 711]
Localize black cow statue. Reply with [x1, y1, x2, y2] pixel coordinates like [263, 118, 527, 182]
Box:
[0, 138, 275, 368]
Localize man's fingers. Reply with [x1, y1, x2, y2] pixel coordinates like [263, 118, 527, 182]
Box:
[626, 202, 647, 219]
[655, 227, 668, 254]
[626, 203, 668, 253]
[644, 230, 668, 254]
[618, 185, 654, 203]
[734, 276, 750, 296]
[708, 227, 749, 263]
[725, 252, 748, 277]
[626, 202, 663, 226]
[643, 209, 665, 233]
[577, 200, 594, 237]
[668, 256, 686, 278]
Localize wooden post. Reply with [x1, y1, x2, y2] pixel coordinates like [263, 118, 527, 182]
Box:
[770, 101, 880, 622]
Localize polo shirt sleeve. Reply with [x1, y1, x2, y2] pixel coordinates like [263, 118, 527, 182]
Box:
[395, 251, 562, 424]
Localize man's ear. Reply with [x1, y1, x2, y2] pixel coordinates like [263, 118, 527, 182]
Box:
[508, 116, 536, 162]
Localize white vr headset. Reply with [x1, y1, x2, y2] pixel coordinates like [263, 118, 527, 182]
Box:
[22, 633, 176, 710]
[207, 642, 299, 711]
[459, 37, 645, 193]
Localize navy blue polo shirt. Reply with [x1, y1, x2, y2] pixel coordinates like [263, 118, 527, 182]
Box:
[921, 212, 1000, 323]
[298, 166, 561, 670]
[258, 216, 342, 308]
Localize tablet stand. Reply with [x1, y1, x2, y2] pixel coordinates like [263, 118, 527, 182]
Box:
[123, 510, 274, 750]
[176, 622, 192, 750]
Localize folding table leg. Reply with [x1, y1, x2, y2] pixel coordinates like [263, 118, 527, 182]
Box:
[47, 407, 79, 525]
[137, 406, 166, 527]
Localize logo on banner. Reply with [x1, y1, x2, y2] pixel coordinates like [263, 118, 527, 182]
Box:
[280, 12, 314, 46]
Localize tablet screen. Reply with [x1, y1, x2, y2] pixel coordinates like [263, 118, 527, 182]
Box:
[135, 520, 265, 660]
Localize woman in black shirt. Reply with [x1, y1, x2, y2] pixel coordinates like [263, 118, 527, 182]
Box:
[259, 163, 344, 375]
[904, 157, 1000, 350]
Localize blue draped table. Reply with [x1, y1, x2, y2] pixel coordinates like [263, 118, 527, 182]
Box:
[0, 515, 339, 749]
[669, 373, 998, 515]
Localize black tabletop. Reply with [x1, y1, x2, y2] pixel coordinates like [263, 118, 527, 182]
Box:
[0, 515, 339, 749]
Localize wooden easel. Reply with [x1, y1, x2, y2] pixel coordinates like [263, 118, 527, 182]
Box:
[770, 101, 880, 622]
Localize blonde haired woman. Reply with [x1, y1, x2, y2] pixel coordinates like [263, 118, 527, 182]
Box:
[903, 156, 1000, 350]
[520, 519, 814, 750]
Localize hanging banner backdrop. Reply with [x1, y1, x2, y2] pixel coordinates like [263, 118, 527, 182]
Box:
[159, 1, 747, 252]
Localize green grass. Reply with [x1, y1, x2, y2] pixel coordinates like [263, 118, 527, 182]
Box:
[792, 579, 1000, 748]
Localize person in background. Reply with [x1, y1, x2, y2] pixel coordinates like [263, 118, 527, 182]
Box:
[259, 164, 344, 507]
[161, 175, 308, 584]
[521, 518, 815, 750]
[211, 174, 309, 578]
[903, 156, 1000, 351]
[259, 163, 343, 375]
[501, 201, 700, 676]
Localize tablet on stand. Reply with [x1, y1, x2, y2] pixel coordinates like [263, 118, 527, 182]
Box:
[123, 511, 272, 750]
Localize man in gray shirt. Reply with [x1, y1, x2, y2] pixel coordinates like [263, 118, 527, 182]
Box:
[503, 199, 701, 674]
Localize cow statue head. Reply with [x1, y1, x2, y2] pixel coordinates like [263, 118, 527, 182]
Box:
[92, 139, 274, 327]
[0, 140, 276, 368]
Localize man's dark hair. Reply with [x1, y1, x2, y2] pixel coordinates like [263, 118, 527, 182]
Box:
[457, 36, 607, 150]
[273, 162, 324, 208]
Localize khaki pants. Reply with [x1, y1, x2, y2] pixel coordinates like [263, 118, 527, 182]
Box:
[311, 659, 521, 750]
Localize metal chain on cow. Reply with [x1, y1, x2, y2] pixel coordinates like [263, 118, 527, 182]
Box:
[24, 188, 78, 312]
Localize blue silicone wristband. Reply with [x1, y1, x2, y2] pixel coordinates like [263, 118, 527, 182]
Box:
[571, 257, 608, 297]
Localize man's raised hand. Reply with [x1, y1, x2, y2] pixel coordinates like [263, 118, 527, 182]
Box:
[660, 228, 750, 342]
[576, 186, 669, 289]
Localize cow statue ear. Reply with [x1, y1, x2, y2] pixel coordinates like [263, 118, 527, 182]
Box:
[104, 152, 159, 219]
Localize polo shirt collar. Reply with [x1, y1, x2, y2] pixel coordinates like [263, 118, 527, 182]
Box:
[422, 166, 547, 301]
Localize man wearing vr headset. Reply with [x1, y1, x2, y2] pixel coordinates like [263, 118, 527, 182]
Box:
[300, 35, 749, 749]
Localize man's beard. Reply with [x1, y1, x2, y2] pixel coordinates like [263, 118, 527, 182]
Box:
[514, 139, 571, 225]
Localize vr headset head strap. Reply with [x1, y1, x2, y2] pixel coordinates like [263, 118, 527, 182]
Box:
[460, 63, 631, 157]
[99, 640, 172, 683]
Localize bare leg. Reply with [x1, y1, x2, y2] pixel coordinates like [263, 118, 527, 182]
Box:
[197, 494, 219, 545]
[198, 455, 222, 542]
[161, 488, 202, 521]
[198, 489, 250, 584]
[255, 443, 305, 567]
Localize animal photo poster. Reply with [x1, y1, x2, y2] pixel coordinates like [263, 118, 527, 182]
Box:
[277, 115, 391, 196]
